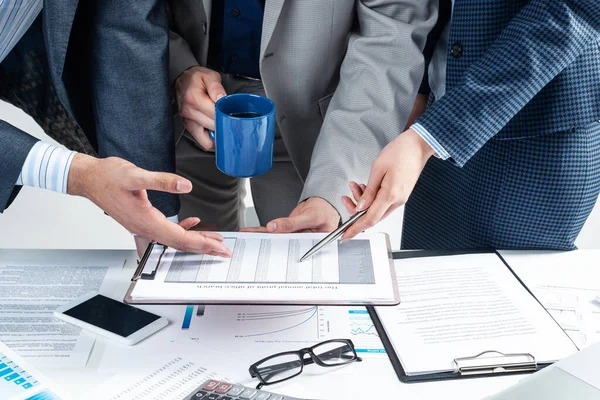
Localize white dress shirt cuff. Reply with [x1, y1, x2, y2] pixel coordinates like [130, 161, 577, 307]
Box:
[411, 122, 451, 160]
[15, 142, 77, 194]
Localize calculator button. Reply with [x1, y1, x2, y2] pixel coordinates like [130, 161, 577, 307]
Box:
[255, 393, 271, 400]
[221, 397, 233, 400]
[227, 386, 245, 397]
[270, 396, 284, 400]
[202, 380, 221, 391]
[239, 388, 258, 399]
[215, 383, 233, 394]
[206, 394, 221, 400]
[193, 391, 208, 399]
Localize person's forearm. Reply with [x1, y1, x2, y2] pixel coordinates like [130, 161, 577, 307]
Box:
[301, 0, 438, 220]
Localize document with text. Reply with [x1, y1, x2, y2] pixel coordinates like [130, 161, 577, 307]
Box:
[374, 252, 578, 376]
[0, 250, 125, 368]
[126, 232, 398, 305]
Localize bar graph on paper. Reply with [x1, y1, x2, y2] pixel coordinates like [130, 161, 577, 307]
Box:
[0, 349, 61, 400]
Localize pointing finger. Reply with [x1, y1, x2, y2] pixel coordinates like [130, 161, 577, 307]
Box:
[127, 169, 192, 194]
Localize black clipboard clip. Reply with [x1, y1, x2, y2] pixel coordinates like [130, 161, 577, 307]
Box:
[453, 350, 537, 376]
[131, 242, 167, 281]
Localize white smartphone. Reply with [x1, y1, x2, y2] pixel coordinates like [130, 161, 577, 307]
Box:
[54, 292, 168, 345]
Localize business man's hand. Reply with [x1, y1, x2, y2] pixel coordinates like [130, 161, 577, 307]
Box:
[68, 154, 232, 257]
[340, 128, 435, 241]
[242, 197, 341, 233]
[175, 66, 227, 150]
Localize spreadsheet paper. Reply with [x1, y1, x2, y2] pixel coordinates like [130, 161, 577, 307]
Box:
[127, 232, 397, 305]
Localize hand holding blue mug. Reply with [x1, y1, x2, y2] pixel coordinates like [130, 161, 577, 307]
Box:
[209, 94, 276, 178]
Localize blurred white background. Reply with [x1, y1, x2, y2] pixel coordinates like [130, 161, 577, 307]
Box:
[0, 100, 598, 250]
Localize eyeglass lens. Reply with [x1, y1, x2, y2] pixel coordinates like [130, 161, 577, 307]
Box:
[312, 341, 357, 366]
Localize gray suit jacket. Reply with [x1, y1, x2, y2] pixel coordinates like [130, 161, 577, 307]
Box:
[0, 1, 178, 216]
[169, 0, 438, 218]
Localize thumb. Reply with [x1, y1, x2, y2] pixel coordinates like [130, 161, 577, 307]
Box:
[127, 169, 193, 194]
[356, 165, 385, 212]
[204, 75, 227, 103]
[267, 213, 316, 233]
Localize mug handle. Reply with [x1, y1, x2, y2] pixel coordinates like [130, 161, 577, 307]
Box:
[208, 130, 215, 142]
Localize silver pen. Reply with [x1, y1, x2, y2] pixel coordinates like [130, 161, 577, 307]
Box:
[299, 209, 369, 262]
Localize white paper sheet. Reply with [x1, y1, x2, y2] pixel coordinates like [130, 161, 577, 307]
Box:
[375, 253, 578, 376]
[504, 251, 600, 348]
[129, 232, 396, 304]
[0, 251, 124, 368]
[94, 339, 241, 400]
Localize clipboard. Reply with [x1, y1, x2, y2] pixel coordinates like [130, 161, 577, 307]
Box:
[123, 234, 399, 306]
[366, 249, 578, 383]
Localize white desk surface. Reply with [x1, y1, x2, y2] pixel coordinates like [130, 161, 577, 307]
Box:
[2, 248, 598, 400]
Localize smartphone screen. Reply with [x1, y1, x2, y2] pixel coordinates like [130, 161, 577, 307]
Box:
[63, 295, 160, 337]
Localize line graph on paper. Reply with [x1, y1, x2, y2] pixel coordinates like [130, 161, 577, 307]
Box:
[234, 307, 318, 338]
[350, 322, 378, 336]
[348, 309, 379, 337]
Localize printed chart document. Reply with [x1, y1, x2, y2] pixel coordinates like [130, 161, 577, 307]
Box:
[374, 253, 578, 376]
[0, 340, 67, 400]
[150, 304, 386, 366]
[126, 232, 398, 305]
[0, 250, 125, 368]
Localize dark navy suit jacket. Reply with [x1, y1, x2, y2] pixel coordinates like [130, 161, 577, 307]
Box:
[0, 1, 178, 216]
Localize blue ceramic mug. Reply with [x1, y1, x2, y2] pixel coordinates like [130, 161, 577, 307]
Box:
[209, 93, 276, 178]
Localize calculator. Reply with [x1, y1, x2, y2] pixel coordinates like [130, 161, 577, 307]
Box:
[184, 379, 306, 400]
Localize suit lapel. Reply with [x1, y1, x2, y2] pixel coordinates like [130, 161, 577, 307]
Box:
[261, 0, 284, 59]
[42, 0, 78, 80]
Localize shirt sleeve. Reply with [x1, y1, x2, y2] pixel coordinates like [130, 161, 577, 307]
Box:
[411, 122, 451, 160]
[15, 142, 76, 194]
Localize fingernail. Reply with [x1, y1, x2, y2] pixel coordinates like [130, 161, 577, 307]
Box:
[216, 93, 225, 100]
[176, 179, 191, 193]
[267, 222, 277, 232]
[356, 200, 366, 211]
[216, 251, 230, 258]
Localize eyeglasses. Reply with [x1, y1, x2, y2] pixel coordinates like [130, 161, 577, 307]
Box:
[249, 339, 362, 389]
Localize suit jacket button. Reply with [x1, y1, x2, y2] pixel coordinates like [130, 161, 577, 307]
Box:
[451, 43, 463, 58]
[202, 22, 207, 35]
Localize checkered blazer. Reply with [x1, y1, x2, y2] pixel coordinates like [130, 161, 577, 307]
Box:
[403, 0, 600, 250]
